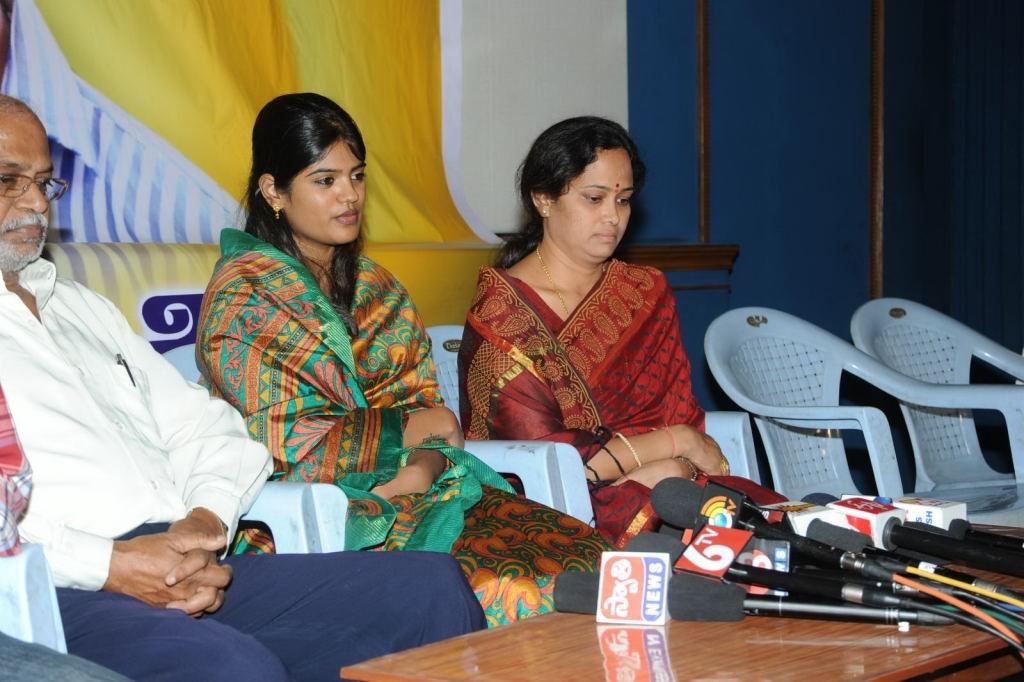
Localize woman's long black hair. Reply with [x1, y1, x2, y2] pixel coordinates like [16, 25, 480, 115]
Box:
[497, 115, 646, 268]
[244, 92, 366, 334]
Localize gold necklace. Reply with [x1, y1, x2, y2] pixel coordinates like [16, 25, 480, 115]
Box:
[535, 247, 570, 318]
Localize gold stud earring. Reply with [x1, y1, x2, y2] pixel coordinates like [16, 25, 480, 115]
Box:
[273, 204, 282, 220]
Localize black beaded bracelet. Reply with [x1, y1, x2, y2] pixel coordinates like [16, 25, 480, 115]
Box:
[600, 444, 627, 476]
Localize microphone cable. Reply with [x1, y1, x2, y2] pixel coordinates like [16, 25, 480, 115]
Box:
[948, 590, 1024, 630]
[892, 573, 1024, 657]
[903, 564, 1024, 611]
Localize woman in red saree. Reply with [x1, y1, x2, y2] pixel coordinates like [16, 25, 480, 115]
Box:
[460, 116, 781, 546]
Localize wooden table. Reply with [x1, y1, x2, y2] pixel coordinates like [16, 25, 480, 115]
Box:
[341, 609, 1021, 681]
[343, 527, 1024, 681]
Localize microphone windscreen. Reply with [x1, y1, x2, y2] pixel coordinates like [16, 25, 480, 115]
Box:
[625, 532, 684, 563]
[904, 521, 953, 537]
[650, 477, 705, 529]
[552, 571, 599, 615]
[946, 518, 970, 540]
[805, 519, 871, 552]
[668, 573, 745, 622]
[802, 492, 839, 506]
[658, 521, 686, 539]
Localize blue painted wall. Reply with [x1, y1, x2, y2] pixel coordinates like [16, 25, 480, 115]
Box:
[628, 0, 873, 409]
[885, 0, 1024, 355]
[627, 0, 1024, 489]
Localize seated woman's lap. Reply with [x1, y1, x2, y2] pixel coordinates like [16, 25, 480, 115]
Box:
[451, 487, 610, 626]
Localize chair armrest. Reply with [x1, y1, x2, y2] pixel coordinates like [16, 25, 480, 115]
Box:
[757, 405, 904, 499]
[243, 482, 348, 554]
[463, 440, 595, 525]
[975, 344, 1024, 383]
[704, 411, 760, 484]
[463, 440, 563, 510]
[0, 544, 66, 652]
[550, 443, 596, 526]
[881, 383, 1024, 486]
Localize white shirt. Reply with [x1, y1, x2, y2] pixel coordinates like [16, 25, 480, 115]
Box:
[0, 258, 273, 590]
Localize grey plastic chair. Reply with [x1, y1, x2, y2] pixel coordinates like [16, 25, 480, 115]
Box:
[705, 306, 1024, 526]
[851, 298, 1024, 524]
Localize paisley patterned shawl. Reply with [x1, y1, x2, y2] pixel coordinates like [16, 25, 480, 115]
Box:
[460, 260, 706, 543]
[198, 229, 509, 552]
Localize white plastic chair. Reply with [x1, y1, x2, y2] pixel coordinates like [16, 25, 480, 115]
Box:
[0, 545, 65, 652]
[161, 343, 349, 553]
[160, 344, 350, 553]
[427, 325, 762, 524]
[0, 479, 347, 652]
[243, 481, 348, 554]
[851, 298, 1024, 524]
[705, 306, 1024, 526]
[427, 325, 594, 524]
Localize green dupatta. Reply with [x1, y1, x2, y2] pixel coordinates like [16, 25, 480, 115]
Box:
[210, 229, 511, 552]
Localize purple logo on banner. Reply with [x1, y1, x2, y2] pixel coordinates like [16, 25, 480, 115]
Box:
[141, 293, 205, 353]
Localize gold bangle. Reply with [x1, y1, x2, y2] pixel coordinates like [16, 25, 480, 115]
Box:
[676, 456, 698, 481]
[615, 432, 643, 470]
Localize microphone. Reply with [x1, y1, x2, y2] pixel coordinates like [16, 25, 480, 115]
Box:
[805, 519, 1023, 600]
[889, 496, 966, 529]
[552, 542, 673, 623]
[742, 596, 955, 626]
[826, 497, 904, 549]
[881, 519, 1024, 578]
[625, 532, 684, 562]
[634, 522, 914, 610]
[667, 572, 746, 622]
[668, 572, 954, 625]
[553, 570, 601, 615]
[760, 499, 844, 537]
[651, 478, 893, 581]
[811, 503, 1024, 579]
[801, 492, 840, 506]
[947, 518, 1024, 553]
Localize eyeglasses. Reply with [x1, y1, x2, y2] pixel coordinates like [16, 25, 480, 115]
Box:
[0, 174, 70, 202]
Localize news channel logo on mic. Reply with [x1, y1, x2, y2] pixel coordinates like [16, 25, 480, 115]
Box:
[596, 551, 671, 626]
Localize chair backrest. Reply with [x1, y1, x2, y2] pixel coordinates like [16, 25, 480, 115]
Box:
[851, 298, 1013, 489]
[704, 307, 899, 502]
[424, 324, 596, 523]
[851, 297, 1024, 385]
[425, 324, 466, 419]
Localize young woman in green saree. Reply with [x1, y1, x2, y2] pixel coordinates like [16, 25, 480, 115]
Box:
[196, 93, 609, 626]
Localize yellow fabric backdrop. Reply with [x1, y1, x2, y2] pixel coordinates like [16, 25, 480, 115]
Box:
[34, 0, 479, 244]
[33, 0, 495, 323]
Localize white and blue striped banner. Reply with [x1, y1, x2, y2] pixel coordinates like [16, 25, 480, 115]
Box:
[1, 0, 239, 244]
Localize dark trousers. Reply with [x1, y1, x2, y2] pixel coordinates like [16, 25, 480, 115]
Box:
[57, 550, 485, 681]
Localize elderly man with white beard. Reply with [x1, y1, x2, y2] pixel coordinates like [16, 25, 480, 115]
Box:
[0, 95, 485, 681]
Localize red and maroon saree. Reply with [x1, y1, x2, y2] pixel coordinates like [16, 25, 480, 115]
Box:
[461, 260, 776, 545]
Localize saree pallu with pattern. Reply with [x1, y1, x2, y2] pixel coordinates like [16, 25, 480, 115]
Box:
[461, 261, 781, 546]
[197, 230, 608, 626]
